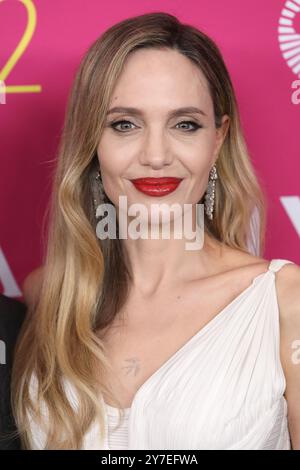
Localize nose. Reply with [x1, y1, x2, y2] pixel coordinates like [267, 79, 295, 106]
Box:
[138, 126, 174, 169]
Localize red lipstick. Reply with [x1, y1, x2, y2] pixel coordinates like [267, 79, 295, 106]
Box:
[130, 177, 183, 197]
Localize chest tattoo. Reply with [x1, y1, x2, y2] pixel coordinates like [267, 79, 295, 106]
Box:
[121, 357, 141, 377]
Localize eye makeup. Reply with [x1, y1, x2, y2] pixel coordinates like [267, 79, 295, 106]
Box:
[108, 119, 203, 133]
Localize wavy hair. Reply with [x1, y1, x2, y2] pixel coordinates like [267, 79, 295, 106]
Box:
[11, 11, 267, 449]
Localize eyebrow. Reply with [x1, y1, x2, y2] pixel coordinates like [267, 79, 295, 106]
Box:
[106, 106, 207, 117]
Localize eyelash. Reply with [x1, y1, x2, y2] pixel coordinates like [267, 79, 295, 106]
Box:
[109, 119, 202, 133]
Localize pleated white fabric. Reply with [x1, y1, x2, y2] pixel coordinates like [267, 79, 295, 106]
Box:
[28, 258, 294, 450]
[105, 403, 130, 449]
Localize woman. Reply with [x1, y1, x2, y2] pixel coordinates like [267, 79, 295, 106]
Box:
[12, 12, 300, 450]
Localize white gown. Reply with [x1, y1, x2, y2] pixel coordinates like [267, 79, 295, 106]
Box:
[29, 259, 294, 450]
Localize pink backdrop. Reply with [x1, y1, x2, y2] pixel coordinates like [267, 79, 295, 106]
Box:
[0, 0, 299, 298]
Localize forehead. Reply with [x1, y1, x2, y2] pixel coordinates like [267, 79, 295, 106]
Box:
[109, 48, 213, 113]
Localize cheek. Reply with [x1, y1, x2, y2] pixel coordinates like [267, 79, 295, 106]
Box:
[184, 147, 214, 197]
[97, 145, 122, 178]
[96, 143, 128, 202]
[188, 131, 215, 178]
[183, 129, 218, 165]
[185, 147, 214, 179]
[97, 135, 133, 174]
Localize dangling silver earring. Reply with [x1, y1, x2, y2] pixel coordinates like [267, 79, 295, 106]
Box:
[92, 168, 105, 216]
[204, 164, 218, 220]
[95, 169, 104, 195]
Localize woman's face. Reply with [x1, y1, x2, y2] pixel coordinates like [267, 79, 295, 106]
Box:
[97, 48, 229, 220]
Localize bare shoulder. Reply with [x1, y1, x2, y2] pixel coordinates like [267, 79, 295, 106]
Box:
[22, 266, 44, 308]
[274, 260, 300, 450]
[275, 261, 300, 321]
[220, 245, 270, 272]
[237, 254, 300, 316]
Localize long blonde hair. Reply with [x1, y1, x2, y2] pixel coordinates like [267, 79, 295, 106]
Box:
[11, 11, 267, 449]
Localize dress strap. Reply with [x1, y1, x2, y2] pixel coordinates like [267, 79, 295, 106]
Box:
[268, 259, 295, 273]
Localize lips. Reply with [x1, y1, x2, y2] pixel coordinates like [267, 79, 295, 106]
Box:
[130, 177, 183, 197]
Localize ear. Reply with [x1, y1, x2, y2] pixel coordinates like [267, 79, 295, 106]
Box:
[213, 115, 230, 161]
